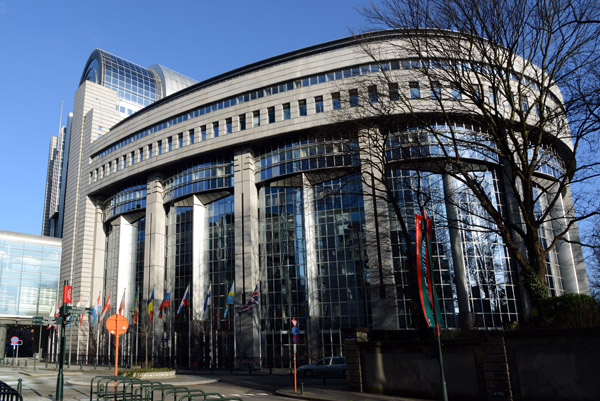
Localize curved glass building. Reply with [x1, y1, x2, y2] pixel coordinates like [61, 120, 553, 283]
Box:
[57, 31, 588, 368]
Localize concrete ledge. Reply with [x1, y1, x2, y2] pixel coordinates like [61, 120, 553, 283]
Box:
[129, 370, 176, 379]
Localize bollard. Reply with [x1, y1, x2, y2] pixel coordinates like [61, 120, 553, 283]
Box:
[17, 378, 22, 394]
[34, 358, 37, 372]
[301, 382, 304, 395]
[11, 358, 14, 366]
[45, 361, 48, 368]
[25, 360, 27, 367]
[94, 361, 97, 370]
[80, 361, 83, 370]
[17, 360, 20, 367]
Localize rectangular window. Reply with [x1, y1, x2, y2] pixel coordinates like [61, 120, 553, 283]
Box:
[488, 86, 496, 105]
[431, 82, 441, 100]
[239, 114, 246, 130]
[139, 147, 144, 161]
[299, 99, 307, 116]
[268, 106, 275, 123]
[349, 89, 359, 107]
[213, 121, 219, 137]
[168, 138, 172, 152]
[131, 151, 135, 165]
[451, 86, 462, 100]
[315, 96, 324, 113]
[189, 130, 195, 144]
[148, 144, 153, 158]
[409, 81, 420, 99]
[115, 158, 120, 172]
[368, 85, 378, 103]
[178, 133, 183, 148]
[253, 110, 260, 127]
[522, 97, 528, 112]
[226, 118, 233, 133]
[332, 92, 341, 110]
[283, 103, 291, 119]
[107, 162, 111, 175]
[201, 125, 207, 141]
[158, 141, 162, 155]
[389, 83, 399, 101]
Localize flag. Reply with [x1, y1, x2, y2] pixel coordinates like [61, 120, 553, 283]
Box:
[241, 285, 259, 313]
[100, 292, 111, 323]
[177, 284, 190, 316]
[92, 293, 101, 326]
[416, 212, 445, 329]
[47, 304, 55, 330]
[147, 289, 155, 322]
[71, 298, 81, 326]
[202, 285, 211, 320]
[224, 283, 234, 318]
[80, 299, 89, 326]
[133, 287, 139, 324]
[159, 292, 171, 319]
[119, 287, 126, 316]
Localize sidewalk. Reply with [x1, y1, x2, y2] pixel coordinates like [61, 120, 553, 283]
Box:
[276, 387, 435, 401]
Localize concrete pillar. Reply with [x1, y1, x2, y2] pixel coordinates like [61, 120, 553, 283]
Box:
[0, 324, 6, 359]
[442, 173, 474, 329]
[233, 149, 260, 363]
[550, 185, 589, 294]
[302, 174, 320, 361]
[358, 128, 399, 330]
[144, 175, 167, 364]
[192, 195, 210, 320]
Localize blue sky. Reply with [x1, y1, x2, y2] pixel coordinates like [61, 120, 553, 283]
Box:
[0, 0, 370, 235]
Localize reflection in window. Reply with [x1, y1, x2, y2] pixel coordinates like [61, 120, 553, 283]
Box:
[332, 92, 341, 110]
[226, 118, 233, 134]
[349, 89, 359, 107]
[283, 103, 291, 120]
[410, 81, 420, 99]
[315, 96, 324, 113]
[253, 110, 260, 127]
[299, 100, 307, 116]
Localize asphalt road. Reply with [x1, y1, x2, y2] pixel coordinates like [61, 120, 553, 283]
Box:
[0, 364, 348, 400]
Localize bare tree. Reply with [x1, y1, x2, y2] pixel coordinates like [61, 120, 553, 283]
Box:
[335, 0, 600, 310]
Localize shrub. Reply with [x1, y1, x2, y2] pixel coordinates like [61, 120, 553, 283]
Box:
[528, 293, 600, 329]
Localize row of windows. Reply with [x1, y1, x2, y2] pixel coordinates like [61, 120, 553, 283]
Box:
[93, 54, 555, 162]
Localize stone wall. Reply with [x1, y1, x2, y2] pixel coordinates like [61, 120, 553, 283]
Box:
[345, 328, 600, 401]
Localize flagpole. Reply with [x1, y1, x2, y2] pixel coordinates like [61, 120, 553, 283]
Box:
[188, 282, 191, 369]
[169, 288, 173, 367]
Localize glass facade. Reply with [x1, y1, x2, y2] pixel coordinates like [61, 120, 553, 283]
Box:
[0, 234, 60, 317]
[83, 49, 159, 107]
[259, 186, 307, 367]
[313, 175, 369, 357]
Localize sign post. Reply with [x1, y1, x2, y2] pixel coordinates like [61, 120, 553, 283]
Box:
[291, 317, 299, 393]
[106, 314, 129, 382]
[10, 336, 22, 363]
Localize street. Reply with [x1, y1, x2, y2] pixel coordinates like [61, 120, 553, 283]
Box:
[0, 363, 348, 400]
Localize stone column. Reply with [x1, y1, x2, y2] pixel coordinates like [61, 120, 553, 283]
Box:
[302, 174, 320, 361]
[442, 173, 474, 329]
[358, 128, 399, 330]
[192, 195, 210, 320]
[233, 149, 260, 363]
[144, 174, 167, 364]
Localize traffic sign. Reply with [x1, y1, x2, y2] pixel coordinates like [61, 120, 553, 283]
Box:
[291, 318, 298, 327]
[292, 335, 300, 344]
[292, 326, 300, 335]
[10, 336, 19, 345]
[106, 314, 129, 336]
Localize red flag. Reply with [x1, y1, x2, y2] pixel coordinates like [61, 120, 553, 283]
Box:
[100, 292, 111, 322]
[118, 287, 126, 316]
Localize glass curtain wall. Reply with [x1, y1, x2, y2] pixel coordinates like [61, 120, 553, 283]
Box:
[313, 175, 369, 358]
[259, 186, 307, 368]
[167, 206, 193, 368]
[206, 195, 235, 368]
[452, 172, 520, 328]
[130, 217, 145, 365]
[533, 187, 564, 296]
[387, 170, 458, 329]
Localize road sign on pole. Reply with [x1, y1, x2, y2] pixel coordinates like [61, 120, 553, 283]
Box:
[106, 314, 129, 380]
